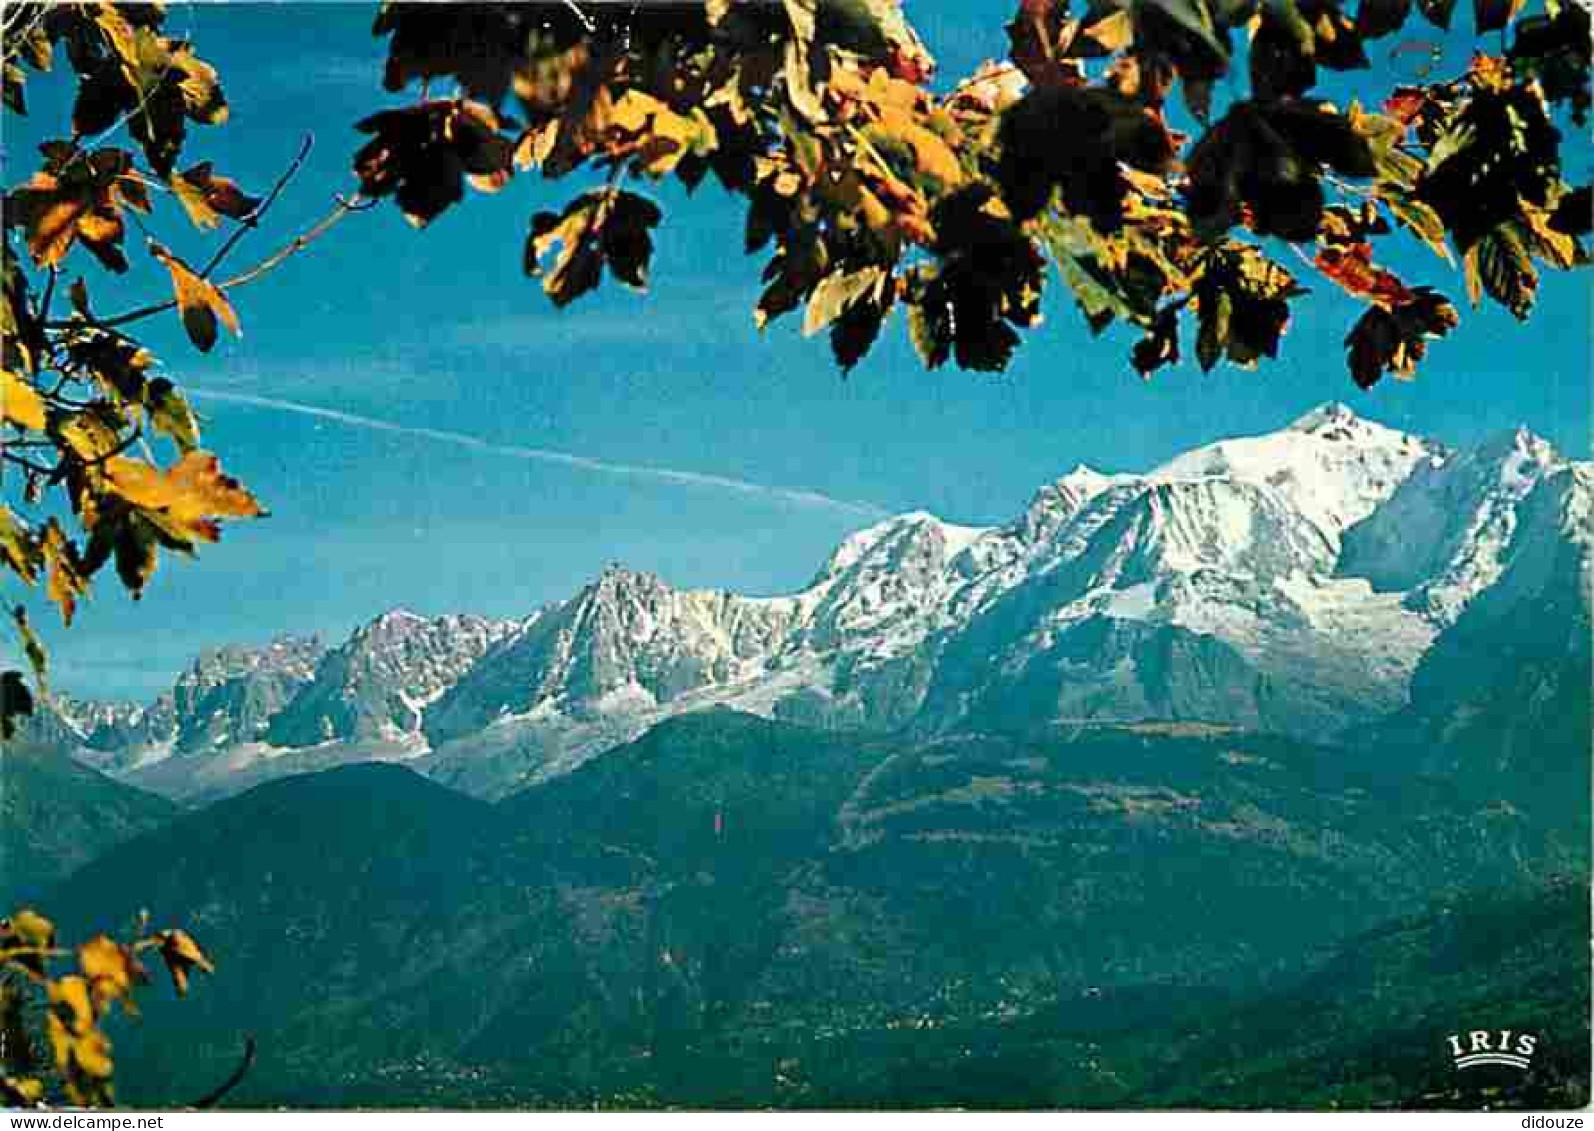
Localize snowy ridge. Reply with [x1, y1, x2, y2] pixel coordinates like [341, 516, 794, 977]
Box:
[53, 403, 1593, 801]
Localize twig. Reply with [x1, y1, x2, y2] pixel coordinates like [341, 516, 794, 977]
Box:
[44, 194, 368, 332]
[75, 426, 142, 469]
[187, 1037, 256, 1110]
[199, 134, 314, 279]
[215, 196, 363, 292]
[38, 267, 58, 324]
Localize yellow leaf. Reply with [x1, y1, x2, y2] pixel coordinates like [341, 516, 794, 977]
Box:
[41, 521, 87, 627]
[12, 174, 90, 267]
[59, 411, 122, 462]
[155, 929, 214, 997]
[48, 975, 95, 1035]
[0, 506, 41, 584]
[1, 370, 46, 430]
[866, 109, 964, 189]
[103, 453, 263, 546]
[3, 908, 56, 951]
[1, 1076, 44, 1106]
[803, 266, 887, 337]
[1522, 202, 1579, 269]
[78, 936, 144, 1010]
[607, 91, 716, 176]
[148, 242, 239, 352]
[1083, 9, 1135, 52]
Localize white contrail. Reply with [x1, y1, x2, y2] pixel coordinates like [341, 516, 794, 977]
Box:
[188, 389, 889, 520]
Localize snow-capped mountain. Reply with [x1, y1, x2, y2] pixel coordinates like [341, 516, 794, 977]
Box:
[47, 403, 1593, 801]
[266, 610, 520, 747]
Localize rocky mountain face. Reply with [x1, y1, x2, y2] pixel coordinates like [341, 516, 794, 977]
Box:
[48, 403, 1592, 801]
[61, 636, 326, 775]
[266, 610, 519, 747]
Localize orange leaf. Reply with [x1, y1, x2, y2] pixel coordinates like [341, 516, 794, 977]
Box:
[1315, 243, 1416, 308]
[102, 452, 263, 546]
[148, 242, 239, 352]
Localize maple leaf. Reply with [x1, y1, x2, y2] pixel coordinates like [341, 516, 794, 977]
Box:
[1314, 242, 1415, 307]
[6, 148, 140, 272]
[154, 929, 214, 997]
[40, 520, 88, 627]
[170, 163, 260, 230]
[102, 452, 264, 548]
[354, 100, 514, 228]
[1344, 287, 1458, 387]
[148, 243, 240, 353]
[78, 936, 146, 1013]
[525, 190, 663, 305]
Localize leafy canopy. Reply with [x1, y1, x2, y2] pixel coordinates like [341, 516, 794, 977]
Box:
[0, 3, 365, 738]
[348, 0, 1587, 385]
[1, 907, 215, 1108]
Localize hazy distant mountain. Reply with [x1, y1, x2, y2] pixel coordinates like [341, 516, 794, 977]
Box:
[48, 403, 1591, 801]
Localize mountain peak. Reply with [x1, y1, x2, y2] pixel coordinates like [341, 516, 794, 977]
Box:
[1475, 424, 1555, 462]
[1288, 401, 1365, 434]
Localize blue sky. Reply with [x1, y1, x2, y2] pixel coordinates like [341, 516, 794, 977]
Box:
[9, 1, 1590, 699]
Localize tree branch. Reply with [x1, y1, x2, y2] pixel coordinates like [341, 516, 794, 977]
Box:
[187, 1037, 256, 1110]
[199, 134, 315, 279]
[44, 193, 368, 333]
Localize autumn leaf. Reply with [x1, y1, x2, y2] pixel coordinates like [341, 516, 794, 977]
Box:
[58, 410, 123, 463]
[1132, 307, 1182, 376]
[526, 196, 606, 307]
[0, 1076, 44, 1107]
[354, 100, 514, 227]
[1, 907, 55, 974]
[2, 369, 46, 430]
[40, 520, 88, 628]
[170, 163, 260, 230]
[1467, 224, 1538, 318]
[78, 936, 146, 1012]
[607, 91, 718, 177]
[803, 266, 888, 337]
[1314, 242, 1416, 308]
[148, 242, 239, 352]
[599, 191, 664, 290]
[12, 605, 47, 695]
[102, 452, 264, 548]
[6, 149, 139, 272]
[526, 190, 663, 305]
[1344, 287, 1459, 387]
[145, 378, 201, 453]
[46, 975, 114, 1106]
[1, 909, 56, 957]
[0, 506, 41, 585]
[1191, 244, 1307, 369]
[154, 930, 214, 997]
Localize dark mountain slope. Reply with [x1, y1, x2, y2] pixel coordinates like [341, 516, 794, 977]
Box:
[38, 712, 1587, 1108]
[46, 764, 507, 1106]
[1, 742, 176, 907]
[759, 877, 1589, 1110]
